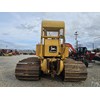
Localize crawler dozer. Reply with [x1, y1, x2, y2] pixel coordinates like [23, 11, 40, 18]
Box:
[15, 20, 87, 81]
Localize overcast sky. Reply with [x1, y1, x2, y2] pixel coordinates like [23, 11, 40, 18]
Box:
[0, 12, 100, 50]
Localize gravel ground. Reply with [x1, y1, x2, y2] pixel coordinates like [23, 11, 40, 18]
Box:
[0, 55, 100, 87]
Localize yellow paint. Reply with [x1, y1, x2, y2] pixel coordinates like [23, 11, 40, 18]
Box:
[42, 20, 65, 30]
[36, 44, 43, 57]
[44, 39, 60, 57]
[57, 60, 64, 75]
[61, 45, 69, 59]
[41, 59, 48, 73]
[35, 20, 70, 75]
[64, 46, 69, 58]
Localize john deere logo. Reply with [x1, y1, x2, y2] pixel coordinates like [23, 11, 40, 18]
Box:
[49, 46, 57, 53]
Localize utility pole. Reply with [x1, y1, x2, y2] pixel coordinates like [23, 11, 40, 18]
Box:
[92, 43, 94, 50]
[74, 31, 78, 49]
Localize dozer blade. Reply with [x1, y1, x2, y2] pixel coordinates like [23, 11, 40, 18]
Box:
[15, 57, 41, 81]
[63, 58, 87, 82]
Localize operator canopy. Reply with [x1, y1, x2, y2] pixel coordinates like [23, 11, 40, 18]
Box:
[42, 20, 65, 31]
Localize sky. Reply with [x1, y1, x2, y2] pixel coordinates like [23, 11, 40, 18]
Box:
[0, 12, 100, 50]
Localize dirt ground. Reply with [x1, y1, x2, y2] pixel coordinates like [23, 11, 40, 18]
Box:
[0, 55, 100, 87]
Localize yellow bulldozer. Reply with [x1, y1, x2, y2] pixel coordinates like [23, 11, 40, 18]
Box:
[15, 20, 87, 81]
